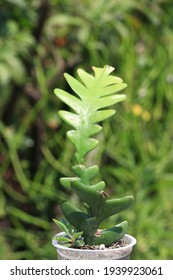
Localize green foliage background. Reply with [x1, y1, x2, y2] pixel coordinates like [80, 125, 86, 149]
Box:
[0, 0, 173, 259]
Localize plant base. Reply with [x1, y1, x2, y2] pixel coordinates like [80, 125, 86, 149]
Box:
[52, 233, 136, 260]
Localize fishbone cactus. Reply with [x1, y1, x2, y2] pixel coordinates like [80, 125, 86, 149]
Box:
[54, 65, 133, 246]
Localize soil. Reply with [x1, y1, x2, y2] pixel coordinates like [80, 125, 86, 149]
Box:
[80, 239, 128, 250]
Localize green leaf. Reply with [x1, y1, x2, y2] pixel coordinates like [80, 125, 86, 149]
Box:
[96, 83, 127, 97]
[77, 68, 95, 88]
[71, 181, 105, 216]
[89, 124, 102, 136]
[83, 138, 99, 153]
[84, 165, 99, 181]
[61, 202, 89, 231]
[60, 177, 79, 189]
[92, 221, 128, 246]
[53, 219, 71, 236]
[72, 165, 99, 181]
[90, 181, 105, 191]
[94, 109, 115, 123]
[58, 111, 80, 129]
[92, 65, 114, 79]
[54, 89, 81, 114]
[72, 231, 83, 240]
[94, 94, 126, 110]
[64, 73, 89, 99]
[67, 130, 80, 147]
[100, 196, 134, 221]
[97, 75, 123, 87]
[54, 236, 70, 243]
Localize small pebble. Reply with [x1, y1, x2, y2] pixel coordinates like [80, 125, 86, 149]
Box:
[99, 244, 105, 250]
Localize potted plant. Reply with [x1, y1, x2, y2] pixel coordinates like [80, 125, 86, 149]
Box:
[52, 65, 136, 260]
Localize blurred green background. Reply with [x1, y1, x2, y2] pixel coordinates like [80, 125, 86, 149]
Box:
[0, 0, 173, 260]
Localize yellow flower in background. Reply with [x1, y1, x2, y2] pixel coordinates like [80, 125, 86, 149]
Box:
[131, 104, 151, 122]
[132, 104, 143, 116]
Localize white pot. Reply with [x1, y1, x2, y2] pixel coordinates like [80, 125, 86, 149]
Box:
[52, 233, 136, 260]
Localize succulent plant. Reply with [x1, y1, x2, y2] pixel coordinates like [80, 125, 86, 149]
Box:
[54, 65, 133, 247]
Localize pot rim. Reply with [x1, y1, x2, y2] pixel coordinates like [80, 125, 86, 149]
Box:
[52, 233, 136, 253]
